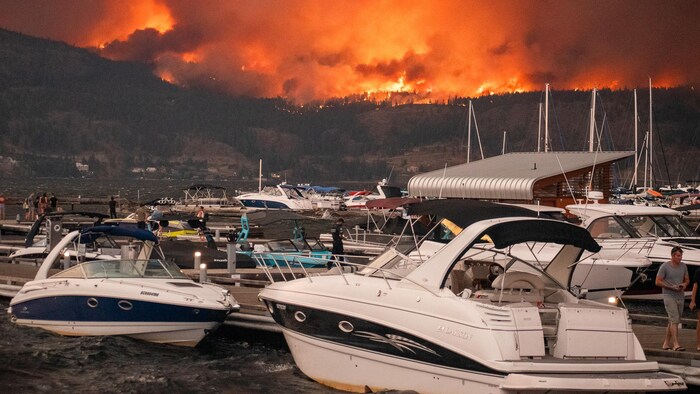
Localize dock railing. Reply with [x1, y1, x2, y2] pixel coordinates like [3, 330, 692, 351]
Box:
[251, 251, 439, 296]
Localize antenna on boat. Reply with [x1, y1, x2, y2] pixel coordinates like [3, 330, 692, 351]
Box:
[258, 159, 262, 193]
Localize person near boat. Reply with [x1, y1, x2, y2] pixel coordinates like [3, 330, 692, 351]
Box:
[690, 254, 700, 352]
[38, 193, 49, 215]
[329, 218, 344, 265]
[108, 196, 117, 218]
[49, 193, 58, 213]
[657, 246, 689, 351]
[135, 205, 148, 230]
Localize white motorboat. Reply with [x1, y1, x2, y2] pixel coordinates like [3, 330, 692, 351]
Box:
[335, 199, 652, 303]
[8, 225, 239, 346]
[343, 179, 403, 209]
[9, 211, 116, 263]
[567, 203, 700, 300]
[237, 184, 313, 211]
[259, 206, 685, 393]
[171, 184, 244, 214]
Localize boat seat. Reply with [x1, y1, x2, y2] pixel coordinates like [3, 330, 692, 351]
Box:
[488, 271, 545, 304]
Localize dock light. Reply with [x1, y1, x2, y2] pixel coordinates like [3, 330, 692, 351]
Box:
[608, 296, 618, 305]
[199, 263, 208, 283]
[194, 251, 202, 270]
[62, 251, 70, 270]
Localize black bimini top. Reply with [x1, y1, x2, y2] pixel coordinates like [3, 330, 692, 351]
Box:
[406, 199, 540, 228]
[483, 219, 601, 252]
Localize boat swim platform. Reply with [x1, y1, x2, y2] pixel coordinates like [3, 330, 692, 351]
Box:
[2, 262, 700, 384]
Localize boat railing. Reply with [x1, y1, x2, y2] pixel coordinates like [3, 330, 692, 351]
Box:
[319, 228, 412, 252]
[252, 252, 439, 296]
[53, 259, 190, 280]
[612, 238, 658, 256]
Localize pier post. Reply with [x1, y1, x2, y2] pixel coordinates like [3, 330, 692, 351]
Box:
[226, 243, 240, 286]
[63, 251, 70, 270]
[215, 229, 220, 242]
[194, 251, 201, 270]
[227, 243, 237, 273]
[199, 263, 208, 283]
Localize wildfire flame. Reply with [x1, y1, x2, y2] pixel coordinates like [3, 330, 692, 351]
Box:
[0, 1, 696, 103]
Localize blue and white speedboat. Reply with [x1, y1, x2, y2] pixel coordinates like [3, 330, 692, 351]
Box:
[8, 226, 239, 346]
[236, 184, 313, 211]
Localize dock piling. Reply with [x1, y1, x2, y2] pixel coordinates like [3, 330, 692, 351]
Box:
[199, 263, 208, 283]
[194, 251, 201, 270]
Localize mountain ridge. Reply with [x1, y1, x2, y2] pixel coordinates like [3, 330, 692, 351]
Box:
[1, 28, 698, 186]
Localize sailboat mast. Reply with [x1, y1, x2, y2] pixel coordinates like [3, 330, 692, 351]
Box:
[467, 100, 472, 163]
[589, 88, 596, 152]
[537, 102, 542, 152]
[644, 131, 649, 189]
[649, 78, 653, 188]
[502, 131, 507, 155]
[258, 159, 262, 193]
[632, 89, 638, 188]
[544, 83, 550, 152]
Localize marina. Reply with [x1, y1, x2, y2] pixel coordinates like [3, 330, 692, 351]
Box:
[3, 198, 700, 391]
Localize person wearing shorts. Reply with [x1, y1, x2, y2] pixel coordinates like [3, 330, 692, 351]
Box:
[656, 246, 688, 351]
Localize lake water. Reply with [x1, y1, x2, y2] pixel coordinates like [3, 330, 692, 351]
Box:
[0, 299, 340, 393]
[0, 177, 378, 203]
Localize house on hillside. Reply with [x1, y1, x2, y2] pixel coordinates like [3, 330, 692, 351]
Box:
[407, 151, 634, 209]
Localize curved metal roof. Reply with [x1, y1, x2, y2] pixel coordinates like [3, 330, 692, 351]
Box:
[407, 151, 633, 200]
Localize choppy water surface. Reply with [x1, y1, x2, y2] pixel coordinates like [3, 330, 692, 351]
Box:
[0, 300, 336, 393]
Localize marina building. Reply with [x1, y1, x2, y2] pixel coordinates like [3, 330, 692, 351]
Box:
[407, 151, 634, 209]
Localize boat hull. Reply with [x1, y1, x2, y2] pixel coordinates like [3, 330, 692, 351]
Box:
[261, 286, 684, 393]
[11, 319, 219, 347]
[10, 294, 230, 346]
[282, 327, 683, 393]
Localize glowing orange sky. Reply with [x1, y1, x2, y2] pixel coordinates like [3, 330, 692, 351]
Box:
[1, 0, 698, 103]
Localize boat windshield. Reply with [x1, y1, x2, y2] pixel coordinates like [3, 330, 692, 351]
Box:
[618, 215, 696, 237]
[52, 259, 190, 279]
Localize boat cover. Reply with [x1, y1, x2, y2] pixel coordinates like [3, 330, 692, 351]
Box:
[406, 199, 539, 228]
[484, 219, 601, 252]
[80, 225, 159, 243]
[365, 197, 423, 210]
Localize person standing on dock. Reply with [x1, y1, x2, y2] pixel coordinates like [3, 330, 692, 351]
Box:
[109, 196, 117, 219]
[135, 205, 148, 230]
[656, 246, 689, 351]
[28, 193, 36, 220]
[49, 193, 58, 213]
[329, 218, 345, 267]
[23, 196, 30, 220]
[38, 193, 48, 215]
[196, 205, 207, 224]
[689, 253, 700, 352]
[0, 193, 5, 220]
